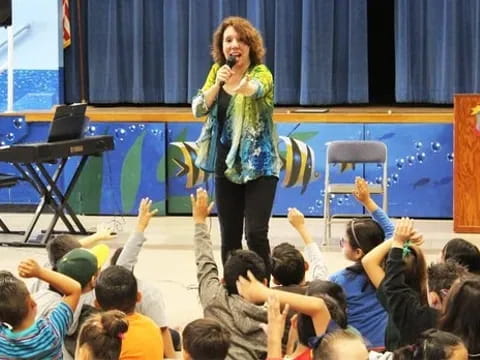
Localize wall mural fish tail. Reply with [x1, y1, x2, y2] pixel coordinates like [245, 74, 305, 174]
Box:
[170, 141, 208, 188]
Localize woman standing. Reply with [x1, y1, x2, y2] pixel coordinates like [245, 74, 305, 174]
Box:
[192, 16, 280, 273]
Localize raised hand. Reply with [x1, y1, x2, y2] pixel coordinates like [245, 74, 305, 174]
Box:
[136, 197, 158, 233]
[266, 295, 290, 358]
[353, 176, 371, 204]
[236, 270, 268, 304]
[18, 259, 42, 278]
[393, 217, 415, 246]
[288, 207, 305, 230]
[190, 188, 214, 224]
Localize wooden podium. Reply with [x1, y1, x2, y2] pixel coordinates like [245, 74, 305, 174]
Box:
[454, 94, 480, 232]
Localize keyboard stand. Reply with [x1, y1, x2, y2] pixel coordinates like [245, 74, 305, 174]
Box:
[2, 156, 91, 247]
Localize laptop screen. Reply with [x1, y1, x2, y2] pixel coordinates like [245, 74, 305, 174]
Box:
[47, 103, 88, 143]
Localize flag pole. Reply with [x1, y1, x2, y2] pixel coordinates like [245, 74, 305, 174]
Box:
[76, 0, 86, 103]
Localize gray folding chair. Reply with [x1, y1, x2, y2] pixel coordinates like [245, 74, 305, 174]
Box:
[323, 141, 388, 245]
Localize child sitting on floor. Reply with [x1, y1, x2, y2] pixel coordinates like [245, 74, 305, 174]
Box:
[95, 265, 164, 359]
[0, 260, 81, 359]
[75, 309, 129, 360]
[182, 318, 231, 360]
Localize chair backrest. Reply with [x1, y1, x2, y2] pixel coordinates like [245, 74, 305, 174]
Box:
[326, 141, 387, 164]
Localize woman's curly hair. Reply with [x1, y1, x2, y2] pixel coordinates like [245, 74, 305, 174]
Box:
[211, 16, 265, 66]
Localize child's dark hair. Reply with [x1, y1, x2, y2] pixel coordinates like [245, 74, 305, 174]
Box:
[95, 266, 138, 314]
[439, 276, 480, 355]
[182, 318, 231, 360]
[313, 328, 366, 360]
[77, 310, 129, 360]
[297, 280, 348, 347]
[0, 271, 30, 328]
[223, 250, 267, 295]
[393, 329, 465, 360]
[110, 247, 123, 266]
[344, 219, 385, 290]
[346, 219, 385, 255]
[403, 244, 429, 306]
[442, 238, 480, 274]
[428, 261, 467, 300]
[271, 243, 305, 286]
[46, 234, 81, 269]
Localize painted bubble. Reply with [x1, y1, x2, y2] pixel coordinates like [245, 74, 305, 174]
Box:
[392, 173, 399, 183]
[430, 141, 441, 152]
[396, 158, 405, 170]
[128, 125, 136, 132]
[415, 141, 423, 150]
[6, 133, 14, 142]
[407, 155, 415, 166]
[416, 152, 426, 163]
[115, 128, 126, 141]
[387, 177, 392, 187]
[447, 153, 454, 162]
[13, 118, 24, 129]
[87, 126, 96, 135]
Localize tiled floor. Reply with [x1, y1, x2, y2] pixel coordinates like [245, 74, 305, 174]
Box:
[1, 213, 479, 329]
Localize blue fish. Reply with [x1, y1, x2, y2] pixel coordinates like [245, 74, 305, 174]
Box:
[434, 176, 453, 186]
[413, 177, 430, 189]
[377, 132, 395, 141]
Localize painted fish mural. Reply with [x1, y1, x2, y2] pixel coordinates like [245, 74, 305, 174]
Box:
[170, 137, 320, 193]
[279, 136, 320, 194]
[170, 141, 208, 188]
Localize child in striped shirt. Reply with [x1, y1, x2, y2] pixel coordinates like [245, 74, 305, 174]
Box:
[0, 259, 81, 359]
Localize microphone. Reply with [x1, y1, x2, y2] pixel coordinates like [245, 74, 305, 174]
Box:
[220, 55, 237, 86]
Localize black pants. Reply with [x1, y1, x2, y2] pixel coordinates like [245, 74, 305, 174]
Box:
[215, 175, 278, 274]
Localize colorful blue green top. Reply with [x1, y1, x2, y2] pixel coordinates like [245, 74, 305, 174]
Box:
[192, 63, 281, 184]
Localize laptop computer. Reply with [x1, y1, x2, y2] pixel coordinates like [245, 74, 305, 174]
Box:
[47, 103, 88, 143]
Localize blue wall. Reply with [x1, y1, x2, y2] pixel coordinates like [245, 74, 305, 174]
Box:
[0, 117, 453, 218]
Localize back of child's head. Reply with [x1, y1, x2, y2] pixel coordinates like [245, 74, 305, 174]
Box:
[345, 219, 385, 256]
[403, 244, 429, 306]
[313, 328, 368, 360]
[182, 318, 231, 360]
[95, 266, 137, 314]
[428, 261, 467, 299]
[47, 234, 82, 269]
[56, 245, 109, 290]
[76, 310, 128, 360]
[0, 271, 30, 328]
[297, 280, 348, 347]
[393, 329, 467, 360]
[223, 249, 267, 295]
[442, 238, 480, 274]
[271, 242, 305, 286]
[440, 276, 480, 355]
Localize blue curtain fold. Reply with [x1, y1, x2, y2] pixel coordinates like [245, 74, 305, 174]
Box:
[395, 0, 480, 103]
[66, 0, 369, 105]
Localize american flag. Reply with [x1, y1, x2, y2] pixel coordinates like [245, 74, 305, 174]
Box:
[63, 0, 71, 48]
